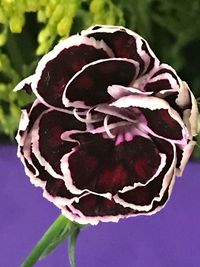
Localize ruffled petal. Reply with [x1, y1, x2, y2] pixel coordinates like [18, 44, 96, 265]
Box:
[157, 81, 198, 140]
[43, 176, 85, 206]
[31, 35, 113, 110]
[81, 25, 159, 76]
[25, 144, 83, 206]
[60, 164, 176, 225]
[114, 137, 176, 211]
[141, 63, 181, 94]
[177, 82, 199, 138]
[112, 95, 188, 143]
[16, 102, 86, 206]
[16, 100, 48, 187]
[140, 173, 176, 216]
[16, 100, 47, 146]
[61, 194, 133, 225]
[176, 140, 196, 176]
[107, 84, 152, 99]
[63, 58, 139, 108]
[31, 110, 86, 178]
[61, 132, 166, 197]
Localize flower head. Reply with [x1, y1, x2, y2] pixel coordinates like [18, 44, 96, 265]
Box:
[16, 25, 198, 225]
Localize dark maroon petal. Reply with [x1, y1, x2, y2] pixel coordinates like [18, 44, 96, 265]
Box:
[16, 100, 47, 145]
[32, 150, 82, 202]
[116, 169, 172, 209]
[147, 184, 170, 212]
[175, 145, 183, 169]
[45, 177, 75, 198]
[135, 181, 172, 216]
[151, 66, 180, 84]
[83, 26, 159, 75]
[162, 92, 182, 115]
[176, 140, 196, 176]
[144, 80, 172, 93]
[63, 58, 138, 107]
[60, 181, 173, 224]
[142, 64, 181, 93]
[152, 136, 175, 159]
[16, 101, 49, 186]
[44, 175, 84, 207]
[35, 110, 86, 176]
[27, 101, 48, 133]
[147, 161, 176, 215]
[140, 108, 184, 140]
[28, 150, 81, 206]
[158, 87, 196, 142]
[72, 194, 132, 217]
[141, 41, 158, 75]
[30, 150, 81, 205]
[115, 137, 176, 210]
[17, 134, 47, 188]
[19, 130, 82, 204]
[33, 36, 112, 109]
[117, 177, 162, 207]
[64, 133, 161, 195]
[176, 82, 198, 139]
[30, 152, 48, 182]
[112, 94, 186, 142]
[24, 157, 37, 176]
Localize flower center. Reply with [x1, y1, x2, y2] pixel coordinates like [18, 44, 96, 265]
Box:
[103, 115, 134, 141]
[71, 105, 145, 144]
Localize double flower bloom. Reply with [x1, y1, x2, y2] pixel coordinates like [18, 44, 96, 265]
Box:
[16, 25, 198, 225]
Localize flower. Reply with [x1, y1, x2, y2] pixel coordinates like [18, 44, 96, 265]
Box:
[15, 25, 198, 225]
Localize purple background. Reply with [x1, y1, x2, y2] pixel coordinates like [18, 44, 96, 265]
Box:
[1, 144, 200, 267]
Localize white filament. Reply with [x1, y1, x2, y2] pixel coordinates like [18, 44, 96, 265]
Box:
[73, 108, 88, 122]
[103, 115, 116, 139]
[73, 108, 103, 124]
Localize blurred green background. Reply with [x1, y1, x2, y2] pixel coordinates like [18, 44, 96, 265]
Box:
[0, 0, 199, 156]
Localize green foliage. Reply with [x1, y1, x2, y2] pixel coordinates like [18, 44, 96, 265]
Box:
[0, 51, 34, 138]
[0, 0, 200, 156]
[0, 0, 124, 54]
[21, 214, 86, 267]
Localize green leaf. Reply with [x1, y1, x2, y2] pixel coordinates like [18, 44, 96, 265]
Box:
[21, 214, 85, 267]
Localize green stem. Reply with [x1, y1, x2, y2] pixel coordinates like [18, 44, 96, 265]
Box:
[21, 215, 71, 267]
[69, 226, 81, 267]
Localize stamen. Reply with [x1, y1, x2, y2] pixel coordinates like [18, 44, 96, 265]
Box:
[104, 115, 115, 139]
[73, 108, 88, 122]
[86, 108, 103, 123]
[73, 108, 104, 124]
[91, 120, 130, 135]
